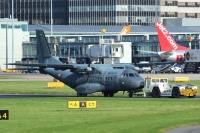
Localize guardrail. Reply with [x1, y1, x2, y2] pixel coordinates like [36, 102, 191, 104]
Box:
[174, 77, 189, 82]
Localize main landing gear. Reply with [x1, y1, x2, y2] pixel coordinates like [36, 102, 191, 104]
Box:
[77, 93, 87, 97]
[103, 92, 114, 97]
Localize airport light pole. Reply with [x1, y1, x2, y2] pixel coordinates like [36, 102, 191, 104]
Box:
[6, 22, 8, 69]
[12, 0, 14, 67]
[51, 0, 53, 35]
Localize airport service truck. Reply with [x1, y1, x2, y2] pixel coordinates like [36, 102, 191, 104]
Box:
[183, 50, 200, 73]
[144, 77, 198, 98]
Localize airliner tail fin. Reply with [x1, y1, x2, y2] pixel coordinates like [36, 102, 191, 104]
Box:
[120, 25, 131, 35]
[155, 22, 190, 51]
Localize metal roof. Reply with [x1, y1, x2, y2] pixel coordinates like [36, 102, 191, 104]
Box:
[28, 25, 200, 35]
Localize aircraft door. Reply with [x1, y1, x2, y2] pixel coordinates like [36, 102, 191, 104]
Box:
[119, 73, 130, 90]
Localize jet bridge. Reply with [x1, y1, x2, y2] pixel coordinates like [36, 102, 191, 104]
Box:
[88, 39, 132, 64]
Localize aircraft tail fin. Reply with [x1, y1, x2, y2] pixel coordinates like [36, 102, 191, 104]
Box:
[120, 25, 131, 35]
[36, 30, 62, 64]
[155, 22, 190, 51]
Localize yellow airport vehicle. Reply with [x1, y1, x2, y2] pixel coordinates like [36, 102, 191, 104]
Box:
[144, 77, 198, 98]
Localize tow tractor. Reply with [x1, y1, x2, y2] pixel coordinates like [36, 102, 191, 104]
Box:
[144, 77, 198, 98]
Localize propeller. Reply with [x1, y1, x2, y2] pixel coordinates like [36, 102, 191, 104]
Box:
[86, 57, 92, 82]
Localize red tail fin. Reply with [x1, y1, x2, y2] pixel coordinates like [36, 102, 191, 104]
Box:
[155, 21, 190, 51]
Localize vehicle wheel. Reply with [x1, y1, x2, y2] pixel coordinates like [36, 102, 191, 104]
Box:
[128, 92, 133, 97]
[108, 92, 114, 97]
[188, 95, 195, 98]
[152, 87, 161, 98]
[178, 69, 181, 73]
[104, 92, 108, 97]
[172, 87, 180, 98]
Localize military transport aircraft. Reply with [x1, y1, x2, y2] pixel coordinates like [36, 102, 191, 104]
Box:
[7, 30, 145, 97]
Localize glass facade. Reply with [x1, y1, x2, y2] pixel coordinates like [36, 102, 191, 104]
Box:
[1, 0, 160, 25]
[161, 1, 200, 18]
[1, 23, 28, 31]
[0, 0, 67, 25]
[69, 0, 160, 26]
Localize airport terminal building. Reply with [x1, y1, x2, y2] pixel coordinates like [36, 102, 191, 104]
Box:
[1, 18, 200, 69]
[24, 24, 200, 63]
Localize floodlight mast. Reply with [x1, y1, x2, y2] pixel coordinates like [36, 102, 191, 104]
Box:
[51, 0, 53, 35]
[12, 0, 14, 68]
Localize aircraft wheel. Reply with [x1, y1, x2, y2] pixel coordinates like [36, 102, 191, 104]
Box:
[104, 92, 108, 97]
[128, 92, 133, 97]
[108, 93, 114, 97]
[152, 87, 161, 98]
[77, 93, 82, 97]
[172, 87, 180, 98]
[82, 94, 87, 97]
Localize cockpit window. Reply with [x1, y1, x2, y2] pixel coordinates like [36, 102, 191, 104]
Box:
[134, 73, 139, 77]
[129, 73, 135, 77]
[121, 73, 129, 78]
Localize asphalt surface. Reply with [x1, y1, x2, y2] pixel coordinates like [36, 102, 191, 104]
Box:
[1, 72, 200, 133]
[1, 72, 200, 81]
[166, 125, 200, 133]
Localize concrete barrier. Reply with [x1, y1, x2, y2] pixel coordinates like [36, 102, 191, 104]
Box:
[174, 77, 189, 82]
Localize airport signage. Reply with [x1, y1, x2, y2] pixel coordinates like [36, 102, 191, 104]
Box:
[68, 101, 97, 109]
[0, 110, 9, 120]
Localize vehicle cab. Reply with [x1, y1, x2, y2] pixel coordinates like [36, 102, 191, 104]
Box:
[144, 77, 170, 91]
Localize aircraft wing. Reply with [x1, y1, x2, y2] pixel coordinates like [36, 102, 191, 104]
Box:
[159, 50, 174, 56]
[5, 63, 94, 73]
[134, 62, 176, 67]
[136, 50, 158, 54]
[6, 63, 76, 69]
[137, 50, 174, 56]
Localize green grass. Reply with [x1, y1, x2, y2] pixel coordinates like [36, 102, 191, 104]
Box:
[0, 81, 75, 95]
[0, 80, 199, 95]
[0, 80, 200, 133]
[0, 98, 200, 133]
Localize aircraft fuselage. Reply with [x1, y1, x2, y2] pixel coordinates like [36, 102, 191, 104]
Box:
[42, 66, 144, 96]
[158, 50, 185, 62]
